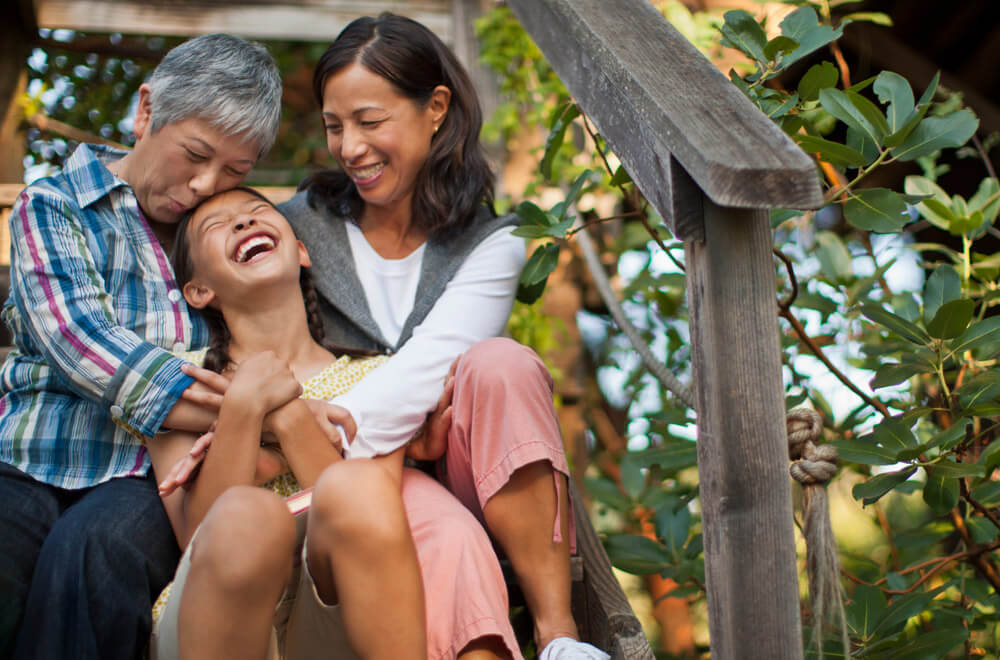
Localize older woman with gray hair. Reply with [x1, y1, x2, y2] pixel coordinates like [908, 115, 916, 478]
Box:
[0, 33, 281, 660]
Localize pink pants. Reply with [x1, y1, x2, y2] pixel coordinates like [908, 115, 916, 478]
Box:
[404, 338, 575, 660]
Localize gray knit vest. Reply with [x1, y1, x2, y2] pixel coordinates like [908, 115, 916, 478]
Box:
[278, 191, 519, 353]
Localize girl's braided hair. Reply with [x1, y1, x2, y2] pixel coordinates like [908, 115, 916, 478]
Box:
[170, 186, 374, 374]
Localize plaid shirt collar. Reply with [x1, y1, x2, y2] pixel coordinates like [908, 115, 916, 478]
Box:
[63, 143, 131, 210]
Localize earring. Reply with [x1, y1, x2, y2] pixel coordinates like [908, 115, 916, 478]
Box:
[433, 124, 440, 134]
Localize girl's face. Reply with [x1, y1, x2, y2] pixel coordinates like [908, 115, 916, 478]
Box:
[181, 189, 311, 310]
[321, 62, 450, 220]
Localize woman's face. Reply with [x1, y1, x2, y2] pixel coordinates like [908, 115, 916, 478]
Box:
[321, 62, 449, 220]
[181, 189, 310, 310]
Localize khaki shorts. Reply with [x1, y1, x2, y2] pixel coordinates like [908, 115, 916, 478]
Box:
[151, 523, 358, 660]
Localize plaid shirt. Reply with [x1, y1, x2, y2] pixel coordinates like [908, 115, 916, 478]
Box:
[0, 143, 208, 489]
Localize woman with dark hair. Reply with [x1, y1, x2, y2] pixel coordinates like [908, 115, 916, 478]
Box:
[277, 13, 611, 660]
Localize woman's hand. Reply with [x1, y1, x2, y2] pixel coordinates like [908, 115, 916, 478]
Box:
[406, 358, 458, 462]
[301, 400, 357, 453]
[179, 364, 231, 410]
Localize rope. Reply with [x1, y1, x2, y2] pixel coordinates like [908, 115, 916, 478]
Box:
[787, 408, 850, 659]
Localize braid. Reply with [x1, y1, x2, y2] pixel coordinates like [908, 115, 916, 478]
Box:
[300, 268, 326, 345]
[201, 310, 233, 374]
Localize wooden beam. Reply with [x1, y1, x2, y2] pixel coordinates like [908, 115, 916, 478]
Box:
[34, 0, 453, 44]
[685, 202, 803, 659]
[506, 0, 823, 217]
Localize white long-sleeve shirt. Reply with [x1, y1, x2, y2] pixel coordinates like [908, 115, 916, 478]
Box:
[336, 223, 525, 458]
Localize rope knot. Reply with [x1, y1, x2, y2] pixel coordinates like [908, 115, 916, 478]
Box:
[787, 408, 838, 485]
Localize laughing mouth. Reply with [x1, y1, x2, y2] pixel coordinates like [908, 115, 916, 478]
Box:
[351, 162, 385, 181]
[233, 233, 277, 263]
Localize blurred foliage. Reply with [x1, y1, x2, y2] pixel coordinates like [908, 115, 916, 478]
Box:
[20, 30, 332, 185]
[479, 0, 1000, 657]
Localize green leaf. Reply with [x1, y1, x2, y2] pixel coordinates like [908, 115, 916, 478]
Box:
[905, 175, 953, 230]
[871, 592, 933, 638]
[834, 437, 899, 465]
[841, 11, 893, 26]
[873, 71, 914, 134]
[860, 303, 932, 345]
[969, 177, 1000, 224]
[763, 35, 798, 61]
[965, 516, 997, 545]
[870, 362, 925, 389]
[927, 459, 983, 479]
[846, 584, 887, 639]
[540, 103, 580, 180]
[619, 454, 645, 500]
[627, 443, 698, 473]
[948, 316, 1000, 356]
[886, 628, 967, 659]
[778, 6, 847, 69]
[892, 109, 979, 162]
[719, 10, 767, 62]
[584, 476, 630, 512]
[561, 169, 595, 219]
[604, 534, 671, 575]
[922, 264, 962, 325]
[797, 61, 838, 102]
[795, 134, 866, 167]
[872, 417, 919, 455]
[846, 125, 880, 166]
[515, 200, 551, 227]
[609, 164, 631, 187]
[520, 243, 560, 286]
[970, 480, 1000, 507]
[819, 88, 886, 147]
[926, 298, 974, 339]
[956, 374, 1000, 410]
[815, 231, 853, 283]
[844, 188, 909, 232]
[923, 466, 960, 512]
[852, 465, 917, 505]
[655, 505, 691, 556]
[848, 90, 891, 143]
[515, 278, 548, 305]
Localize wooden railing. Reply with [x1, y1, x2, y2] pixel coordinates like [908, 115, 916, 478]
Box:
[507, 1, 824, 658]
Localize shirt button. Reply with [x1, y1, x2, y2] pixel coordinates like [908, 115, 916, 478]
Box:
[167, 289, 182, 303]
[173, 342, 186, 353]
[110, 405, 124, 419]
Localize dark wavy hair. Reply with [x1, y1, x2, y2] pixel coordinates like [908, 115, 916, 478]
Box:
[171, 187, 372, 373]
[303, 12, 495, 239]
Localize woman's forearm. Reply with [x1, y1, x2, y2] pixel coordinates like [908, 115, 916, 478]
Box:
[270, 399, 342, 488]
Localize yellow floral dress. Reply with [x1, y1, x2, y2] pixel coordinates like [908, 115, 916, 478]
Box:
[151, 349, 386, 623]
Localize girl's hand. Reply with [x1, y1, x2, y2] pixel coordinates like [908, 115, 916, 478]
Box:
[227, 352, 303, 416]
[407, 358, 458, 462]
[156, 423, 216, 496]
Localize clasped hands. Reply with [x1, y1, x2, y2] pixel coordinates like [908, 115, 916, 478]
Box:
[158, 352, 457, 495]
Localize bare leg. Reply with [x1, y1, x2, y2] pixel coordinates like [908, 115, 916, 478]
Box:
[305, 461, 426, 660]
[482, 461, 576, 650]
[178, 487, 296, 660]
[458, 636, 510, 660]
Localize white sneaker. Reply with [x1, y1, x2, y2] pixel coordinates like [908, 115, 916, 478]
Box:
[538, 637, 611, 660]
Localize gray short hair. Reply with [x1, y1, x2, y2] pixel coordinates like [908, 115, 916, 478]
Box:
[146, 34, 282, 155]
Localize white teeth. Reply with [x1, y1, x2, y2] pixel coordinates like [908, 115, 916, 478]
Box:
[352, 163, 385, 180]
[235, 235, 276, 263]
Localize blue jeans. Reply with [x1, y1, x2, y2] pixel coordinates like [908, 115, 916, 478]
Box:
[0, 461, 180, 660]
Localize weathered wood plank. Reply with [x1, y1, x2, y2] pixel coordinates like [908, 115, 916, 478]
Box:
[568, 481, 654, 660]
[685, 202, 803, 659]
[506, 0, 823, 215]
[34, 0, 453, 43]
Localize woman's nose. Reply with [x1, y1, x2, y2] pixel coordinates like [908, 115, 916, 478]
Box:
[340, 126, 367, 161]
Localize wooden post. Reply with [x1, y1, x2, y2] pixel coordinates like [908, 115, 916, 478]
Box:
[686, 199, 803, 659]
[506, 0, 823, 656]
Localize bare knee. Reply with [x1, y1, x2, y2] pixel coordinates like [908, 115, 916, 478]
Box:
[309, 462, 408, 550]
[190, 486, 296, 593]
